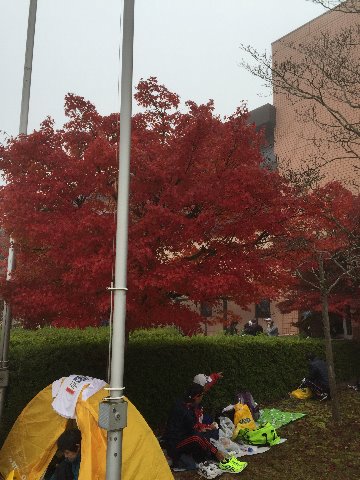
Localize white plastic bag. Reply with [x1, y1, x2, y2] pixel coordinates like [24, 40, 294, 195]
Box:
[210, 436, 244, 457]
[219, 416, 235, 439]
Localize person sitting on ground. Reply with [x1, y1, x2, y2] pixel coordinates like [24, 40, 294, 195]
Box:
[193, 372, 223, 430]
[265, 318, 279, 337]
[163, 384, 244, 472]
[50, 429, 81, 480]
[302, 352, 330, 400]
[242, 318, 263, 336]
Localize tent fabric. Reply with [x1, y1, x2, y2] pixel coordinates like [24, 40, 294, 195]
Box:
[0, 385, 68, 480]
[0, 383, 174, 480]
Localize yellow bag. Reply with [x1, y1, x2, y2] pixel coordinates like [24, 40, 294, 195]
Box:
[233, 403, 256, 429]
[232, 403, 257, 441]
[290, 387, 313, 400]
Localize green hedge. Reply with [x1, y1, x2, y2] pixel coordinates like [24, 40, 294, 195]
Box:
[1, 327, 359, 446]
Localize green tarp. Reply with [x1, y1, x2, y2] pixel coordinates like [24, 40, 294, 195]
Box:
[259, 408, 306, 429]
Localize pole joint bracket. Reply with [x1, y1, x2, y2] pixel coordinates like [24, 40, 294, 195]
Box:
[98, 397, 128, 431]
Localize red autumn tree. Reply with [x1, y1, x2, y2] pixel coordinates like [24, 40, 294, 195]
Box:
[0, 77, 297, 332]
[277, 182, 360, 318]
[274, 181, 360, 422]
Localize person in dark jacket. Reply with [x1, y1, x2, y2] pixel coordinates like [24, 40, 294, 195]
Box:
[303, 353, 330, 399]
[243, 318, 263, 336]
[163, 384, 225, 469]
[50, 429, 81, 480]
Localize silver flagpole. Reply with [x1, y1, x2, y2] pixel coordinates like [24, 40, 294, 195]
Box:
[99, 1, 135, 479]
[0, 0, 38, 425]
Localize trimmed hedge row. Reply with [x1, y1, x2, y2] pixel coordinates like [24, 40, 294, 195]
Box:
[1, 327, 359, 446]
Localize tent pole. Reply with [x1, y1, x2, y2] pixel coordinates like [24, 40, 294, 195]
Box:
[0, 0, 38, 426]
[100, 1, 135, 479]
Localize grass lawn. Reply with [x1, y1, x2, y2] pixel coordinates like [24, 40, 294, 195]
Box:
[173, 386, 360, 480]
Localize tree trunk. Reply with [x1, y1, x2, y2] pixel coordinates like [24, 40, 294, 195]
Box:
[204, 317, 208, 336]
[319, 254, 341, 423]
[321, 291, 341, 422]
[223, 298, 228, 323]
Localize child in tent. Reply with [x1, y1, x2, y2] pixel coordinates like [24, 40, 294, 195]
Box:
[49, 429, 81, 480]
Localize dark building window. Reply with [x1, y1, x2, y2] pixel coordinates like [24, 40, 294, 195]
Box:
[255, 299, 271, 318]
[200, 301, 213, 317]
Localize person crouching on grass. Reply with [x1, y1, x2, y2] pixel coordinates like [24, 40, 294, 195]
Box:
[163, 383, 246, 473]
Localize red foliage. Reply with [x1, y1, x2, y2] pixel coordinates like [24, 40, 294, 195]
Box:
[276, 182, 360, 319]
[0, 78, 297, 331]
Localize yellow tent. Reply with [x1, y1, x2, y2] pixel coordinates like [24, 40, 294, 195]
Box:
[0, 382, 174, 480]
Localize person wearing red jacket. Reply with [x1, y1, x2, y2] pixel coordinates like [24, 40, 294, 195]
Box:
[192, 372, 223, 432]
[163, 384, 221, 469]
[163, 383, 246, 474]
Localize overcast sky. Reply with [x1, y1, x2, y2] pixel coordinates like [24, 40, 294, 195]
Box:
[0, 0, 325, 140]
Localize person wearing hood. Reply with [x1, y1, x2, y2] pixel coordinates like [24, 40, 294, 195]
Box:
[303, 353, 330, 400]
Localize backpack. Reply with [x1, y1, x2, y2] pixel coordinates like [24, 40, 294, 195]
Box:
[237, 422, 280, 447]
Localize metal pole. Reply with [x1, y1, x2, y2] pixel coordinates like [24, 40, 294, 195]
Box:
[100, 1, 135, 479]
[19, 0, 38, 136]
[0, 0, 38, 425]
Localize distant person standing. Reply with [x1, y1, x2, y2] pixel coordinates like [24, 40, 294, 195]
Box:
[265, 318, 279, 337]
[242, 318, 263, 336]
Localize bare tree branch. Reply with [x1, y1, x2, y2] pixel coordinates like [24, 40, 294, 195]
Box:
[308, 0, 360, 13]
[240, 19, 360, 182]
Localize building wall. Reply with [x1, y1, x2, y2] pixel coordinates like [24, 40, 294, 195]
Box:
[272, 6, 359, 187]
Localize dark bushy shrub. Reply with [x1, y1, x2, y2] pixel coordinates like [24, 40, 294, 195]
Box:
[1, 327, 359, 446]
